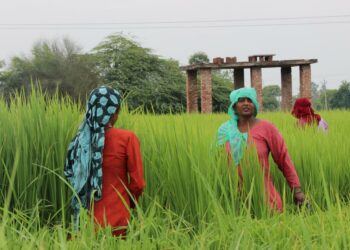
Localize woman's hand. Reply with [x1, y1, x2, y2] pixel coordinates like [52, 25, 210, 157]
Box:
[292, 187, 305, 206]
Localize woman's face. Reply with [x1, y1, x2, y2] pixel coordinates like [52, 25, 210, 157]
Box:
[108, 111, 119, 126]
[234, 97, 255, 118]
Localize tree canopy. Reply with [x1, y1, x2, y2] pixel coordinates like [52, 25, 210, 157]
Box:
[0, 38, 100, 100]
[92, 34, 186, 113]
[330, 81, 350, 109]
[1, 34, 349, 113]
[188, 52, 210, 65]
[262, 85, 281, 111]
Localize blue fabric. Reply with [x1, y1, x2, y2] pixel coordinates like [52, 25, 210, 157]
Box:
[64, 86, 121, 223]
[217, 87, 259, 166]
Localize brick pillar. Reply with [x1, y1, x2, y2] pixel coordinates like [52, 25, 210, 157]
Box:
[281, 67, 292, 111]
[234, 68, 245, 89]
[299, 64, 311, 99]
[200, 68, 212, 113]
[186, 70, 198, 113]
[250, 67, 263, 112]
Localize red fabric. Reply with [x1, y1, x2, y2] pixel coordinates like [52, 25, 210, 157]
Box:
[291, 98, 321, 125]
[93, 128, 145, 236]
[226, 120, 301, 212]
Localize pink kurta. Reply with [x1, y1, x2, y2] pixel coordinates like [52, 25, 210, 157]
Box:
[226, 120, 300, 211]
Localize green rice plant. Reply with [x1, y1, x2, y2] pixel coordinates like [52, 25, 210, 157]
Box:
[1, 88, 350, 248]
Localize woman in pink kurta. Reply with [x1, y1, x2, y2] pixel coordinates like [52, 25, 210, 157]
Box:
[225, 121, 300, 211]
[218, 87, 305, 212]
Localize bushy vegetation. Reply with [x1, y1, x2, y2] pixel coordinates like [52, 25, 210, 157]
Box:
[0, 35, 234, 113]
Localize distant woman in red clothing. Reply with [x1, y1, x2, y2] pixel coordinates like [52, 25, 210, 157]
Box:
[64, 86, 145, 236]
[218, 87, 305, 211]
[291, 97, 328, 132]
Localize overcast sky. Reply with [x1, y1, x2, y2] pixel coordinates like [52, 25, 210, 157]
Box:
[0, 0, 349, 94]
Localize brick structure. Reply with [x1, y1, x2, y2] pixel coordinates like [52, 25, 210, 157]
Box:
[186, 70, 198, 113]
[234, 68, 245, 89]
[281, 67, 292, 111]
[181, 55, 317, 113]
[213, 57, 224, 65]
[225, 57, 237, 64]
[200, 69, 212, 113]
[299, 64, 312, 99]
[249, 54, 275, 63]
[250, 67, 263, 111]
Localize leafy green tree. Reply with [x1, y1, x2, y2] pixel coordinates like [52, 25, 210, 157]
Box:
[92, 34, 186, 113]
[319, 89, 337, 110]
[0, 38, 100, 100]
[318, 81, 337, 110]
[311, 82, 323, 110]
[330, 81, 350, 109]
[262, 85, 280, 111]
[188, 52, 210, 65]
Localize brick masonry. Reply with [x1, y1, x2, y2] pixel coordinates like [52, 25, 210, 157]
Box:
[234, 68, 245, 89]
[186, 70, 198, 112]
[225, 57, 237, 64]
[184, 57, 316, 114]
[281, 67, 292, 111]
[299, 65, 312, 99]
[250, 67, 263, 112]
[200, 69, 212, 113]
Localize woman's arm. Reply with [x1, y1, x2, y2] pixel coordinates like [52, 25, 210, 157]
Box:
[267, 124, 301, 189]
[126, 133, 146, 205]
[267, 124, 305, 205]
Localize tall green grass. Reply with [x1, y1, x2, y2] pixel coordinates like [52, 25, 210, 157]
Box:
[0, 89, 350, 249]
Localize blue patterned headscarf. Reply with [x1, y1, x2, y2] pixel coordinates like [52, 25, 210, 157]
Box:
[64, 86, 121, 220]
[217, 87, 259, 166]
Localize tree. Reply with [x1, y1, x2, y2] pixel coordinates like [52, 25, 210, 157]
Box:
[92, 34, 186, 113]
[262, 85, 281, 111]
[311, 82, 322, 110]
[188, 52, 210, 65]
[0, 38, 100, 100]
[319, 89, 337, 110]
[330, 81, 350, 109]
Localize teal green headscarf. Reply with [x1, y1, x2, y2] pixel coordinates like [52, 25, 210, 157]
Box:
[217, 87, 259, 166]
[64, 86, 121, 226]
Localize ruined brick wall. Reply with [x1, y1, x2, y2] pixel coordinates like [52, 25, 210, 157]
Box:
[299, 65, 312, 99]
[250, 67, 263, 112]
[281, 67, 292, 111]
[186, 70, 198, 112]
[234, 68, 245, 89]
[200, 69, 212, 113]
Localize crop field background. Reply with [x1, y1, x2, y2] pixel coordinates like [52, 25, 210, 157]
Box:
[0, 89, 350, 249]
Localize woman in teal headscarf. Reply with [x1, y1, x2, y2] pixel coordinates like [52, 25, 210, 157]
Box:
[218, 87, 305, 211]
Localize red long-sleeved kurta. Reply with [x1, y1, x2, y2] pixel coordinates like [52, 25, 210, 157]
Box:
[226, 120, 300, 211]
[93, 128, 145, 235]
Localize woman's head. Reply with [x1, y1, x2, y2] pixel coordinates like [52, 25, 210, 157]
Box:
[291, 97, 320, 123]
[85, 86, 121, 131]
[228, 87, 259, 121]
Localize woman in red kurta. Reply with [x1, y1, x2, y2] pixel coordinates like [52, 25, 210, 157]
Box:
[291, 97, 328, 132]
[94, 127, 145, 236]
[64, 86, 145, 238]
[218, 87, 305, 212]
